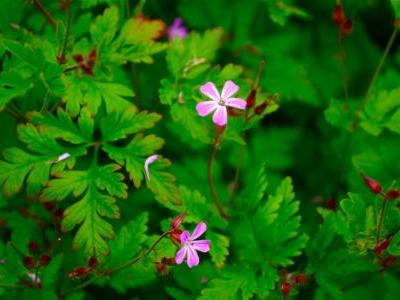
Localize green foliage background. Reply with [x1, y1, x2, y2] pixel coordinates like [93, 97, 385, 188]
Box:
[0, 0, 400, 299]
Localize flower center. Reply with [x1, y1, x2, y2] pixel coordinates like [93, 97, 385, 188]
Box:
[218, 98, 225, 106]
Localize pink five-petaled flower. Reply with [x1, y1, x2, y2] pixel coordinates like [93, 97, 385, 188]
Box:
[167, 18, 188, 40]
[175, 222, 211, 268]
[196, 81, 247, 126]
[144, 154, 159, 181]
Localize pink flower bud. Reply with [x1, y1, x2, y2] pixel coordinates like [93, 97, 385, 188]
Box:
[170, 214, 185, 229]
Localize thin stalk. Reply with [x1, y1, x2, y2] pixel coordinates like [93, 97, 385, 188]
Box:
[376, 194, 389, 244]
[62, 230, 171, 295]
[208, 135, 228, 219]
[32, 0, 57, 30]
[57, 0, 72, 64]
[364, 27, 398, 105]
[337, 32, 349, 99]
[356, 27, 398, 123]
[107, 230, 171, 274]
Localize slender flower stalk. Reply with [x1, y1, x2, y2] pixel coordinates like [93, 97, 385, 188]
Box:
[32, 0, 57, 29]
[354, 26, 399, 126]
[376, 193, 390, 244]
[208, 131, 228, 219]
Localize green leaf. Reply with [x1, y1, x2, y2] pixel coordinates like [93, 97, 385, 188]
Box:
[63, 76, 135, 115]
[90, 6, 119, 46]
[387, 230, 400, 255]
[100, 108, 161, 142]
[208, 232, 229, 268]
[29, 108, 94, 145]
[0, 71, 33, 111]
[391, 0, 400, 18]
[103, 134, 164, 188]
[42, 163, 127, 256]
[107, 213, 148, 267]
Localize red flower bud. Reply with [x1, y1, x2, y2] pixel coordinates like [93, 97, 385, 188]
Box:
[53, 208, 64, 219]
[170, 214, 185, 229]
[375, 236, 392, 257]
[88, 49, 97, 65]
[254, 101, 268, 115]
[28, 241, 39, 253]
[39, 254, 51, 266]
[340, 19, 353, 37]
[246, 89, 256, 108]
[333, 4, 344, 25]
[88, 256, 97, 269]
[23, 256, 36, 268]
[281, 281, 292, 296]
[326, 199, 336, 210]
[363, 176, 382, 194]
[43, 201, 54, 211]
[386, 189, 400, 200]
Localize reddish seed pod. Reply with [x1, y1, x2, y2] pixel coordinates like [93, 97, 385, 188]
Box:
[333, 4, 344, 25]
[39, 254, 51, 266]
[246, 89, 256, 108]
[362, 176, 382, 194]
[294, 273, 308, 285]
[68, 267, 90, 279]
[375, 236, 392, 257]
[281, 281, 292, 296]
[385, 189, 400, 200]
[43, 201, 54, 211]
[381, 256, 397, 271]
[23, 256, 36, 268]
[340, 19, 353, 36]
[53, 208, 64, 219]
[170, 214, 185, 229]
[169, 228, 183, 245]
[254, 101, 268, 115]
[326, 199, 336, 210]
[0, 218, 6, 227]
[87, 256, 97, 269]
[28, 241, 39, 253]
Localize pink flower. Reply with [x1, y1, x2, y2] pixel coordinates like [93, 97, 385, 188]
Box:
[196, 81, 247, 126]
[175, 222, 211, 268]
[167, 18, 188, 40]
[144, 154, 159, 180]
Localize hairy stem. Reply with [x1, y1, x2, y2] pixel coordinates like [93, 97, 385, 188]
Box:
[32, 0, 57, 29]
[208, 135, 228, 219]
[376, 194, 389, 244]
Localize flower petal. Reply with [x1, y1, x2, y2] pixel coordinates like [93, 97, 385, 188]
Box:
[144, 154, 159, 180]
[191, 222, 207, 240]
[225, 98, 247, 110]
[221, 80, 239, 99]
[180, 231, 190, 244]
[192, 240, 211, 253]
[175, 246, 187, 264]
[200, 82, 220, 101]
[196, 101, 218, 117]
[212, 106, 228, 126]
[186, 246, 200, 268]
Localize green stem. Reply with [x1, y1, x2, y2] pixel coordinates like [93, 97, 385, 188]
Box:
[357, 27, 398, 119]
[208, 135, 228, 219]
[57, 0, 72, 64]
[376, 194, 389, 244]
